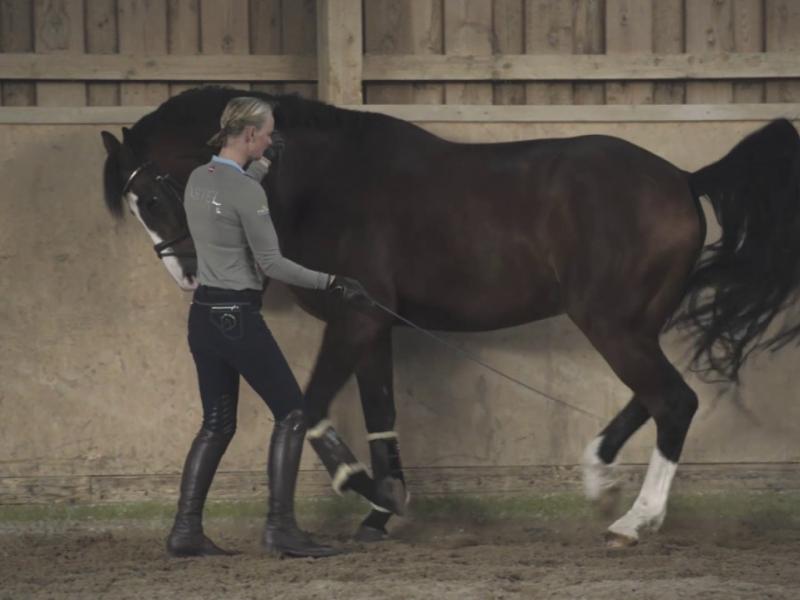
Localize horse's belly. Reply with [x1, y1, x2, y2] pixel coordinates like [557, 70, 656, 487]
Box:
[398, 275, 563, 332]
[398, 304, 563, 332]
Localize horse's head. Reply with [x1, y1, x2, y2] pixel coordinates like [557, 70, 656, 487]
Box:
[101, 128, 198, 290]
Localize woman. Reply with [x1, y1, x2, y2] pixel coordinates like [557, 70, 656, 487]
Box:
[167, 96, 367, 558]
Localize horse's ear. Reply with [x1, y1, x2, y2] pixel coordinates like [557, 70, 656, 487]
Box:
[121, 126, 132, 142]
[101, 130, 121, 156]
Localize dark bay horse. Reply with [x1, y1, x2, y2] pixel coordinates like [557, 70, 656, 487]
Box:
[101, 87, 800, 546]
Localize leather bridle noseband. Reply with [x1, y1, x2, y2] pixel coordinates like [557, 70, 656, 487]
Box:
[122, 161, 195, 260]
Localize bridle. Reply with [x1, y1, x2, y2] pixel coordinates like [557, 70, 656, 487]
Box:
[122, 161, 196, 260]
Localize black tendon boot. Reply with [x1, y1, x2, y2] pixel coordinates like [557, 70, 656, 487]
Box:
[307, 420, 408, 516]
[262, 410, 342, 558]
[356, 436, 408, 542]
[166, 429, 237, 557]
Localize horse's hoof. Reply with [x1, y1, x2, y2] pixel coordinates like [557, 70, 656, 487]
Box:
[604, 530, 638, 548]
[354, 525, 388, 543]
[375, 477, 409, 516]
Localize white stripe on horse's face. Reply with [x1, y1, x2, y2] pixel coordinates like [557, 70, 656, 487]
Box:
[126, 191, 197, 291]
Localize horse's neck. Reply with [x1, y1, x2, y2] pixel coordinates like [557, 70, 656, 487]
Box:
[262, 177, 296, 238]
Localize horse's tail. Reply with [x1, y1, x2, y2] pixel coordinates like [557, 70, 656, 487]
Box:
[670, 118, 800, 381]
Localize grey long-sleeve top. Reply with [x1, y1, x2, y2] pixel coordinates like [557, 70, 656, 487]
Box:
[185, 156, 330, 291]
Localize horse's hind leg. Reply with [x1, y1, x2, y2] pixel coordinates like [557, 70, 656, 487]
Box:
[577, 326, 698, 546]
[353, 329, 408, 542]
[583, 397, 650, 515]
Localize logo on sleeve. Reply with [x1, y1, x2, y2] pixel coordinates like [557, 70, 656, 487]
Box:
[256, 205, 270, 216]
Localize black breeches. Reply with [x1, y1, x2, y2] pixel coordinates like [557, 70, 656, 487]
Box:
[188, 286, 303, 434]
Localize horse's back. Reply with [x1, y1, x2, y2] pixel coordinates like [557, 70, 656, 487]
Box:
[361, 133, 702, 331]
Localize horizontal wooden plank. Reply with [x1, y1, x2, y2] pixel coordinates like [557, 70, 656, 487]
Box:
[1, 52, 799, 83]
[3, 463, 799, 504]
[0, 105, 152, 123]
[0, 53, 316, 81]
[359, 103, 800, 122]
[1, 103, 799, 124]
[363, 52, 800, 81]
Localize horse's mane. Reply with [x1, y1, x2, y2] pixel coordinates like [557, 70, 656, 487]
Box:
[135, 86, 421, 139]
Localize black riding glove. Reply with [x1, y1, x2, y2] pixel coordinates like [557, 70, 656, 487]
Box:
[328, 275, 374, 306]
[264, 130, 285, 162]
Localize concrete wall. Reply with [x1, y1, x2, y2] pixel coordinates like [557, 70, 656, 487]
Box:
[1, 118, 799, 503]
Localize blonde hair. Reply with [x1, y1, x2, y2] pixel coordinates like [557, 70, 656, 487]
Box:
[207, 96, 274, 148]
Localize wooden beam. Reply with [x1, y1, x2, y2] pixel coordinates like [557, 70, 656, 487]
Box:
[1, 103, 798, 125]
[201, 0, 250, 90]
[525, 0, 574, 104]
[168, 0, 202, 96]
[0, 53, 317, 81]
[33, 0, 85, 106]
[85, 0, 120, 106]
[766, 0, 800, 102]
[362, 52, 800, 81]
[652, 0, 686, 104]
[363, 0, 445, 104]
[444, 0, 493, 104]
[606, 0, 654, 105]
[572, 0, 606, 105]
[732, 0, 766, 103]
[316, 0, 363, 104]
[2, 52, 798, 84]
[355, 103, 800, 122]
[1, 0, 36, 106]
[493, 0, 526, 105]
[118, 0, 169, 106]
[686, 0, 735, 103]
[280, 0, 318, 98]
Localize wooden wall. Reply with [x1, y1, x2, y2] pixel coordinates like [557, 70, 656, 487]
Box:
[0, 0, 320, 106]
[0, 2, 799, 504]
[363, 0, 800, 105]
[1, 117, 799, 504]
[1, 0, 799, 108]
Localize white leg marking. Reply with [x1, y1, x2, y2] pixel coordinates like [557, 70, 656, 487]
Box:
[332, 462, 367, 495]
[608, 449, 677, 540]
[369, 502, 392, 514]
[366, 430, 398, 442]
[126, 192, 196, 291]
[582, 436, 619, 501]
[306, 419, 333, 440]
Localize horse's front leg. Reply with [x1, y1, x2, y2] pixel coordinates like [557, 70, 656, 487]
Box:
[303, 310, 407, 516]
[352, 329, 408, 542]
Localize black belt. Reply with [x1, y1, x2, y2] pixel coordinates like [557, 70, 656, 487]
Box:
[192, 285, 263, 308]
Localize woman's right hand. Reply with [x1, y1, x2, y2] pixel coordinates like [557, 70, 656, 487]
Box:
[328, 275, 374, 306]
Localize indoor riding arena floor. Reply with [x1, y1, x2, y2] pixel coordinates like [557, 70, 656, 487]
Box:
[1, 492, 798, 599]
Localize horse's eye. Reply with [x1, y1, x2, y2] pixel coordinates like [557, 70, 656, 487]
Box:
[144, 195, 158, 209]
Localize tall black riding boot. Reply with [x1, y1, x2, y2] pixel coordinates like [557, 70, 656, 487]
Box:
[262, 410, 342, 558]
[166, 428, 237, 557]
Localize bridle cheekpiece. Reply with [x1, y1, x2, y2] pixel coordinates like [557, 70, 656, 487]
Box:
[122, 161, 195, 260]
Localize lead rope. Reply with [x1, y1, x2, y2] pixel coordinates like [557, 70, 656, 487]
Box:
[366, 297, 604, 422]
